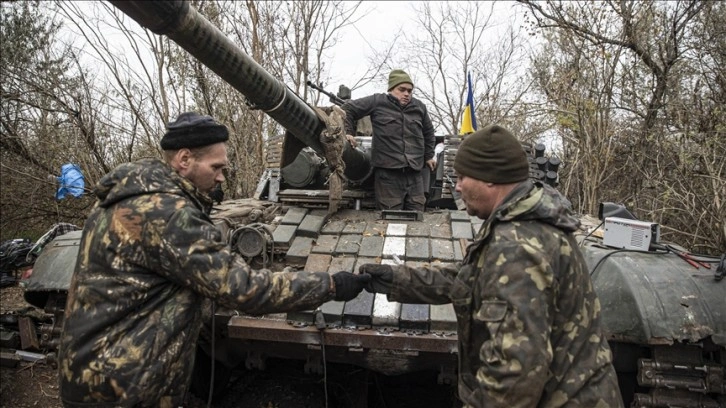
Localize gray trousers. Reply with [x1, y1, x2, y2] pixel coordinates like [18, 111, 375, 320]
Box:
[374, 167, 425, 211]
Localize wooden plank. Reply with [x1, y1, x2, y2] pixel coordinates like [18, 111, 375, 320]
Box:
[18, 317, 39, 350]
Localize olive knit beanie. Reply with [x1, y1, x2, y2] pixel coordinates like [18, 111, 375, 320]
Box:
[453, 125, 529, 183]
[160, 112, 229, 150]
[388, 69, 413, 91]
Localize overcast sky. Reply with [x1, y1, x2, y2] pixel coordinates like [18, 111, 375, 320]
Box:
[325, 1, 520, 98]
[57, 1, 521, 116]
[326, 1, 415, 97]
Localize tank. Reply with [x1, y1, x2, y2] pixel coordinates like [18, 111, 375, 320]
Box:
[19, 1, 725, 406]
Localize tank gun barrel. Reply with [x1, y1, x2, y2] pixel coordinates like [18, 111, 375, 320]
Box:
[109, 0, 328, 156]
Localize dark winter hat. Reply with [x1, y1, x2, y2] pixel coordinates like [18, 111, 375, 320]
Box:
[160, 112, 229, 150]
[388, 69, 413, 91]
[453, 125, 529, 183]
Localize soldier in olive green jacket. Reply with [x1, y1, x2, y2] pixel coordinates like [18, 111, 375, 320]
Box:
[58, 112, 370, 407]
[342, 69, 436, 211]
[362, 125, 622, 407]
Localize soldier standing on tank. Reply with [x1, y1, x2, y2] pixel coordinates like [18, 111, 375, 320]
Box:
[342, 69, 436, 212]
[57, 112, 371, 407]
[361, 125, 623, 407]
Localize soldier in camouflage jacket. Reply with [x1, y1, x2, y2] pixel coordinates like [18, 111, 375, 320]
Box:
[362, 125, 622, 407]
[58, 112, 370, 407]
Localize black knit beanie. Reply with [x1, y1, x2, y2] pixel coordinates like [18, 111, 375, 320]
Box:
[453, 125, 529, 183]
[388, 69, 413, 91]
[160, 112, 229, 150]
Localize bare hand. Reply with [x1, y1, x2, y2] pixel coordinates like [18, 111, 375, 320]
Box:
[426, 158, 437, 171]
[346, 134, 358, 148]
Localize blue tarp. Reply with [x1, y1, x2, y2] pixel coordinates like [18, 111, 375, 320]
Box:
[56, 163, 85, 199]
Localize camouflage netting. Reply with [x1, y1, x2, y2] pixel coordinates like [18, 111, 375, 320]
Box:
[212, 198, 280, 226]
[314, 106, 347, 214]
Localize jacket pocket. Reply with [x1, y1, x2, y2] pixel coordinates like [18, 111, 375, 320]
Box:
[475, 300, 508, 364]
[378, 113, 398, 126]
[408, 118, 423, 132]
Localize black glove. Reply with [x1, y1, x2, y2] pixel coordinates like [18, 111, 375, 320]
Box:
[332, 272, 371, 302]
[359, 264, 394, 294]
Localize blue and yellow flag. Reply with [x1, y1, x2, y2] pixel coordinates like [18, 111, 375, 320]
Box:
[459, 72, 477, 135]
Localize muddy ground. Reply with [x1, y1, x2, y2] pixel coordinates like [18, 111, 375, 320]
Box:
[1, 285, 460, 408]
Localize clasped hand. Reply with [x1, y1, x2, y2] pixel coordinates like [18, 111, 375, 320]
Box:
[331, 272, 370, 301]
[358, 264, 394, 294]
[331, 263, 396, 300]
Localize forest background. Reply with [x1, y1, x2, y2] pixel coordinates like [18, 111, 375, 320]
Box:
[1, 0, 724, 255]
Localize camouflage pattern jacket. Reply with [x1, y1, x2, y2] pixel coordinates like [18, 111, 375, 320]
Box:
[387, 181, 623, 407]
[59, 158, 334, 407]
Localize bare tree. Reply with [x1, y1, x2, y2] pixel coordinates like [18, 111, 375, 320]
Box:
[362, 2, 534, 141]
[530, 23, 627, 216]
[521, 0, 724, 253]
[1, 1, 96, 239]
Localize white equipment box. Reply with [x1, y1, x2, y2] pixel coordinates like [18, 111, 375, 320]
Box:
[603, 217, 660, 251]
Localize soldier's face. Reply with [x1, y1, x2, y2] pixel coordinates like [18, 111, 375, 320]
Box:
[178, 143, 228, 194]
[389, 83, 413, 106]
[455, 173, 496, 219]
